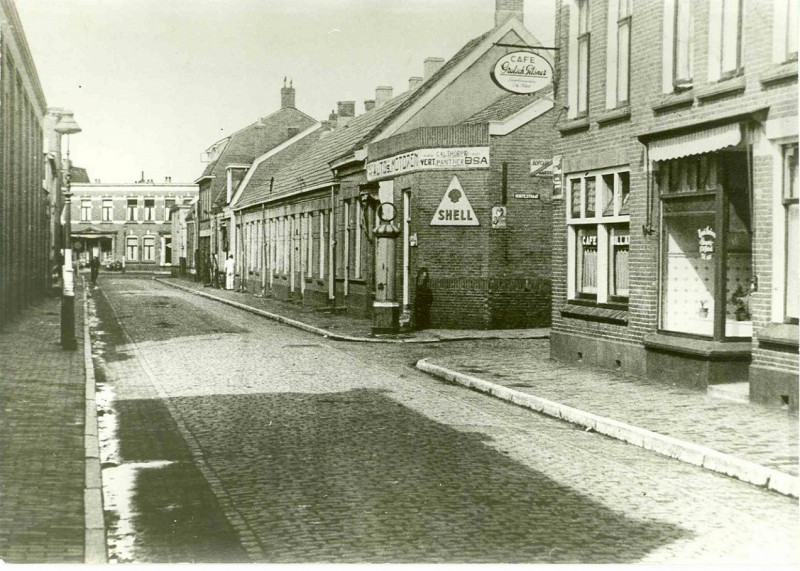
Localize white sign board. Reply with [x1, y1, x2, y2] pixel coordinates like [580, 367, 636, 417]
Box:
[491, 51, 553, 95]
[367, 147, 490, 181]
[431, 176, 479, 226]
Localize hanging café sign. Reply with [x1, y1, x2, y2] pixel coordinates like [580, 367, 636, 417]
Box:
[491, 50, 553, 95]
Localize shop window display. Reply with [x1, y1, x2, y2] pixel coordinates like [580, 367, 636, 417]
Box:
[658, 151, 752, 339]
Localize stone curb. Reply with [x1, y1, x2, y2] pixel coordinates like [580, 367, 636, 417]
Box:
[155, 278, 548, 344]
[416, 358, 799, 499]
[82, 282, 107, 563]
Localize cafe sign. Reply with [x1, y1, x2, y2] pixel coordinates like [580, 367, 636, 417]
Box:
[491, 51, 553, 95]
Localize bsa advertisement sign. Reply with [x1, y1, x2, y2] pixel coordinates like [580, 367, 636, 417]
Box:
[491, 51, 553, 95]
[367, 147, 489, 181]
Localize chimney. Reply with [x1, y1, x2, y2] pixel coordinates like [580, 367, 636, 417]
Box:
[287, 126, 300, 138]
[280, 77, 296, 109]
[495, 0, 524, 28]
[423, 57, 445, 82]
[337, 101, 355, 127]
[375, 86, 393, 108]
[408, 76, 423, 91]
[165, 176, 172, 183]
[364, 99, 376, 112]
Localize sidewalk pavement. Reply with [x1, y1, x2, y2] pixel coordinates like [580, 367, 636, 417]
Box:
[0, 281, 105, 563]
[159, 275, 798, 498]
[155, 277, 549, 343]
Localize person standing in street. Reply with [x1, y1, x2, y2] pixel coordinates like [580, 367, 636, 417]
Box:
[224, 254, 235, 290]
[90, 256, 100, 285]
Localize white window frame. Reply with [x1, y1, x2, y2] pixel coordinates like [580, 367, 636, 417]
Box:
[566, 168, 631, 304]
[606, 0, 631, 108]
[568, 0, 591, 118]
[102, 199, 113, 222]
[80, 199, 91, 222]
[143, 199, 155, 222]
[663, 0, 694, 93]
[773, 0, 799, 64]
[126, 236, 138, 261]
[707, 0, 743, 82]
[306, 212, 314, 278]
[354, 199, 362, 279]
[319, 210, 326, 279]
[142, 236, 155, 262]
[165, 199, 175, 222]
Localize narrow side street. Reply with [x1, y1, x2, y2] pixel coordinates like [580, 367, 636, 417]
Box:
[88, 276, 799, 564]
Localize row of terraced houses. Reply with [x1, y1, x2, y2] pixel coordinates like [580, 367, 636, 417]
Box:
[175, 0, 796, 410]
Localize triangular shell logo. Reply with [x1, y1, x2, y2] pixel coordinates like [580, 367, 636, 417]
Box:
[430, 176, 479, 226]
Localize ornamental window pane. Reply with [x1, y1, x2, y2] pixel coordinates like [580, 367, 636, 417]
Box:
[609, 225, 630, 298]
[584, 177, 596, 218]
[576, 226, 598, 295]
[570, 179, 582, 218]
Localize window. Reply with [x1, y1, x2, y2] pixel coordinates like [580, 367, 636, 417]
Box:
[784, 144, 799, 322]
[708, 0, 742, 81]
[673, 0, 693, 89]
[616, 0, 631, 104]
[102, 199, 113, 221]
[142, 236, 155, 262]
[658, 151, 752, 339]
[354, 199, 362, 278]
[319, 210, 326, 279]
[165, 199, 175, 221]
[127, 199, 138, 221]
[774, 0, 799, 63]
[126, 236, 138, 260]
[144, 199, 155, 221]
[80, 199, 91, 222]
[577, 0, 591, 115]
[306, 213, 313, 278]
[567, 169, 630, 304]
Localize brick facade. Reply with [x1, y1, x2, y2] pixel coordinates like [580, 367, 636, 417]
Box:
[552, 0, 798, 408]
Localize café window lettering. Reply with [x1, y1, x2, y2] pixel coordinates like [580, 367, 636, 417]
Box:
[568, 168, 630, 305]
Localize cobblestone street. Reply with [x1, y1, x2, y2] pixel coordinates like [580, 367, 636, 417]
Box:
[87, 276, 799, 564]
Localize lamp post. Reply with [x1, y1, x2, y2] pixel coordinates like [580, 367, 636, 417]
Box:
[56, 111, 81, 350]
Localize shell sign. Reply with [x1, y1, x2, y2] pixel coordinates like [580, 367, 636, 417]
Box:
[491, 51, 553, 95]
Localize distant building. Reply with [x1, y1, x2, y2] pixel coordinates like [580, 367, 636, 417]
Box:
[193, 80, 316, 285]
[69, 177, 198, 271]
[0, 0, 50, 328]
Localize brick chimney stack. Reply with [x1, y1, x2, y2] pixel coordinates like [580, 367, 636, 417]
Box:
[423, 57, 445, 82]
[337, 101, 355, 127]
[364, 99, 376, 112]
[281, 77, 296, 109]
[408, 76, 423, 91]
[495, 0, 524, 28]
[375, 86, 393, 108]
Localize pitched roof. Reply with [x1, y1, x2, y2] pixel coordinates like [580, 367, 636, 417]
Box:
[233, 126, 327, 210]
[461, 86, 554, 123]
[198, 106, 316, 208]
[263, 92, 413, 201]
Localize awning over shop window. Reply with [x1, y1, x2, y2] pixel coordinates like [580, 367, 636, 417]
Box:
[649, 123, 742, 162]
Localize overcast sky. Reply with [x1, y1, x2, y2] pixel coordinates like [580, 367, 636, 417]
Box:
[16, 0, 555, 184]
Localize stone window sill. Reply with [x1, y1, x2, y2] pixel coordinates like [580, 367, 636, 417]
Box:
[696, 76, 746, 102]
[560, 302, 628, 325]
[558, 116, 590, 134]
[644, 333, 751, 360]
[651, 90, 695, 113]
[596, 106, 631, 126]
[757, 322, 799, 350]
[759, 60, 798, 87]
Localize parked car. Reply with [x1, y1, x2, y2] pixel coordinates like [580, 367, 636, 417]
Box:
[103, 260, 123, 271]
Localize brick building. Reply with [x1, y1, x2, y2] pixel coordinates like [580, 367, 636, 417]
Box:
[230, 0, 557, 330]
[551, 0, 798, 408]
[0, 0, 49, 328]
[69, 177, 198, 271]
[193, 80, 316, 284]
